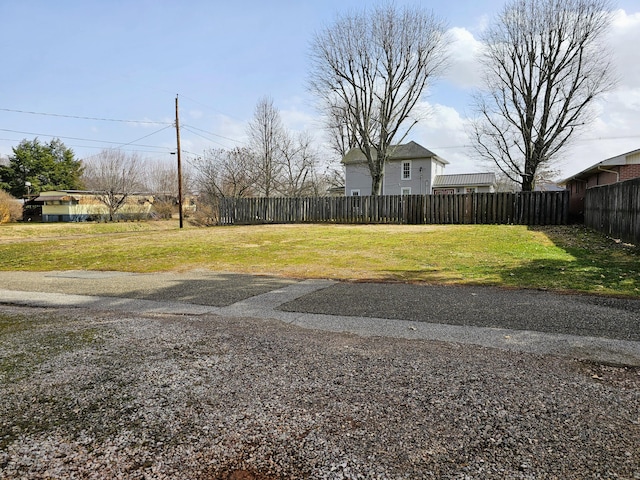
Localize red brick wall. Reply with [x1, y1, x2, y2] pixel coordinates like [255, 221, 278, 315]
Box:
[620, 164, 640, 181]
[566, 163, 640, 218]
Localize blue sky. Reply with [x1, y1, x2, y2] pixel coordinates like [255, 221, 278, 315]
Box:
[1, 0, 639, 179]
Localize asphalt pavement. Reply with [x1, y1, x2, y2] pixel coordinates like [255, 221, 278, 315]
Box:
[0, 270, 639, 366]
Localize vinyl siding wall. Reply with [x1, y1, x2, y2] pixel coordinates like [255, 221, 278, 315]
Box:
[346, 158, 442, 196]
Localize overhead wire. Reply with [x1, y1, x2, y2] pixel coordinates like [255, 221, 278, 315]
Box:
[0, 107, 172, 125]
[7, 103, 638, 165]
[182, 124, 243, 145]
[0, 126, 175, 155]
[0, 104, 246, 158]
[181, 126, 238, 149]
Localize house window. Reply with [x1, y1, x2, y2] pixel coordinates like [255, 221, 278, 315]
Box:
[350, 189, 360, 196]
[402, 161, 411, 180]
[465, 187, 476, 193]
[401, 187, 411, 195]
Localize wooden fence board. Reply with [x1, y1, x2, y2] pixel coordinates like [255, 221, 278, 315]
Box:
[217, 191, 569, 227]
[585, 178, 640, 245]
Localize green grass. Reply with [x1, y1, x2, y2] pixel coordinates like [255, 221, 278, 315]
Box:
[1, 221, 639, 296]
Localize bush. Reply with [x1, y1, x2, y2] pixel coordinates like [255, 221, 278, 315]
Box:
[0, 190, 23, 223]
[188, 203, 219, 227]
[151, 199, 175, 220]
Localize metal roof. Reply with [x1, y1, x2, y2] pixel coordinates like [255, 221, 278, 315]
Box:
[342, 141, 448, 165]
[32, 195, 77, 202]
[433, 173, 497, 187]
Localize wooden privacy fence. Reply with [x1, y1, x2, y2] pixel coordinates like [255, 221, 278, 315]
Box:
[217, 191, 569, 226]
[585, 178, 640, 245]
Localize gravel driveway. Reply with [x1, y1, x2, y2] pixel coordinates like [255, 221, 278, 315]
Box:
[1, 303, 639, 479]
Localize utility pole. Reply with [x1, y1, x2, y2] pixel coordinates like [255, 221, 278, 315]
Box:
[175, 95, 184, 229]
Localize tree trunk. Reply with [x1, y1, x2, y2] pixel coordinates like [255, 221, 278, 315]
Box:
[371, 173, 383, 196]
[521, 173, 534, 192]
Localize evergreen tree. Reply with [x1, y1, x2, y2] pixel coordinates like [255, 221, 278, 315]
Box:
[0, 138, 84, 197]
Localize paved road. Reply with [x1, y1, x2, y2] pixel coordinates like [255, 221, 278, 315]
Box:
[0, 270, 639, 366]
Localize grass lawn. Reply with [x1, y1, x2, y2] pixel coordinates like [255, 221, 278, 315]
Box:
[0, 221, 638, 297]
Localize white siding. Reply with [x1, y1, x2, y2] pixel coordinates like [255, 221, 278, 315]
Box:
[345, 163, 372, 196]
[382, 158, 434, 195]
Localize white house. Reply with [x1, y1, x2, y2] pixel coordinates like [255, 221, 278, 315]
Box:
[342, 141, 448, 196]
[29, 190, 153, 222]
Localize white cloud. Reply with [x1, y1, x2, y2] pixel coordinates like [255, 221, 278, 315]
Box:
[407, 101, 480, 174]
[556, 9, 640, 177]
[609, 9, 640, 89]
[472, 14, 490, 34]
[443, 27, 484, 89]
[280, 107, 320, 134]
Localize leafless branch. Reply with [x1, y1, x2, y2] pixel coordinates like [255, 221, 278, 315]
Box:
[471, 0, 616, 191]
[309, 4, 449, 194]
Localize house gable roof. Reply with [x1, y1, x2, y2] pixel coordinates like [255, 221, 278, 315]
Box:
[341, 141, 448, 165]
[559, 148, 640, 184]
[433, 173, 497, 188]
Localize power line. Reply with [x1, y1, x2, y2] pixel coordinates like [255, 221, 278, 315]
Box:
[0, 107, 172, 125]
[181, 126, 237, 149]
[0, 138, 172, 156]
[0, 126, 174, 152]
[182, 124, 244, 144]
[118, 125, 174, 147]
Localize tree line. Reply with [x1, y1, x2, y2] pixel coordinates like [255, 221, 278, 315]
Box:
[1, 0, 615, 222]
[0, 96, 343, 222]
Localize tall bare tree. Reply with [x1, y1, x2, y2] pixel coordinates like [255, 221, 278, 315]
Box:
[83, 149, 144, 221]
[146, 163, 177, 197]
[192, 147, 257, 200]
[326, 103, 359, 160]
[247, 97, 285, 197]
[144, 162, 181, 220]
[278, 131, 318, 197]
[471, 0, 616, 191]
[309, 4, 449, 195]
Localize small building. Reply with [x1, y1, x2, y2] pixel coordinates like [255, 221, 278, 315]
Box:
[342, 141, 448, 196]
[559, 148, 640, 217]
[30, 190, 153, 222]
[432, 173, 497, 194]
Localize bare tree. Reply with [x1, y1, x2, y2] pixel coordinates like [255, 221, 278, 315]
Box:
[192, 147, 257, 200]
[146, 163, 178, 198]
[247, 97, 285, 197]
[471, 0, 616, 191]
[83, 149, 144, 221]
[144, 162, 180, 219]
[278, 131, 318, 197]
[309, 4, 449, 195]
[326, 103, 359, 160]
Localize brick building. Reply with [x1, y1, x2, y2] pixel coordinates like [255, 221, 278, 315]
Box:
[559, 148, 640, 219]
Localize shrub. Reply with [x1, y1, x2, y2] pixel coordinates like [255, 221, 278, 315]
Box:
[151, 199, 175, 220]
[0, 190, 23, 223]
[188, 203, 219, 227]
